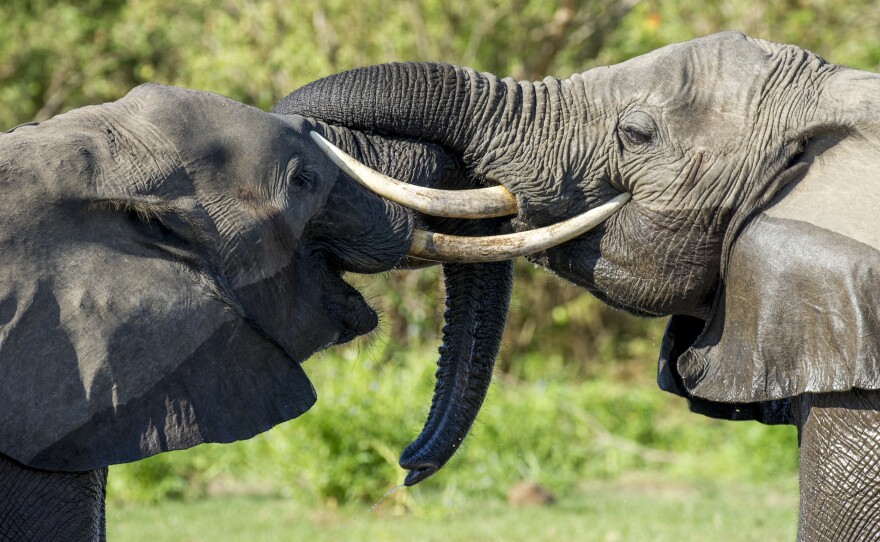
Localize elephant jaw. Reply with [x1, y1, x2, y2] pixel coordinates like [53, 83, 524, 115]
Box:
[310, 131, 630, 262]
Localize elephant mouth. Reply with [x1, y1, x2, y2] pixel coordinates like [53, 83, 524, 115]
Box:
[310, 132, 630, 262]
[166, 243, 374, 363]
[323, 274, 379, 345]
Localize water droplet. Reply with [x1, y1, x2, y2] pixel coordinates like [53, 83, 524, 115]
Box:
[369, 484, 405, 512]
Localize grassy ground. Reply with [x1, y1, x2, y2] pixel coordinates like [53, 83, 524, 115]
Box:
[108, 473, 799, 541]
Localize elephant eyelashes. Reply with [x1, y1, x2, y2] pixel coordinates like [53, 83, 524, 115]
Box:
[132, 212, 181, 243]
[284, 157, 311, 190]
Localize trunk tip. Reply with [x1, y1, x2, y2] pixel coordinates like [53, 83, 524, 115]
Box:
[402, 464, 438, 486]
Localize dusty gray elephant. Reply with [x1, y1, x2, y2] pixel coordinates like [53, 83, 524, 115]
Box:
[0, 83, 492, 540]
[278, 32, 880, 540]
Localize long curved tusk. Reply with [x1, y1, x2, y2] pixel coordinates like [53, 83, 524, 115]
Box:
[408, 193, 630, 263]
[310, 131, 518, 218]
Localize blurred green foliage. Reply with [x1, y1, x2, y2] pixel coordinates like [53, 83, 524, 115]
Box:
[3, 0, 879, 126]
[2, 0, 874, 507]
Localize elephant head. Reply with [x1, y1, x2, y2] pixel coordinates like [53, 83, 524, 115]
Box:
[0, 83, 425, 471]
[278, 32, 880, 480]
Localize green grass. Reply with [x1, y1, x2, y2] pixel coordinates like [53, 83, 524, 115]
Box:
[107, 473, 799, 542]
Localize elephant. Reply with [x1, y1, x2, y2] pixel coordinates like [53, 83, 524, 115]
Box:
[276, 32, 880, 540]
[0, 83, 489, 540]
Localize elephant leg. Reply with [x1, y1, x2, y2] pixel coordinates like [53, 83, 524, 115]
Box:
[793, 389, 880, 541]
[0, 453, 107, 542]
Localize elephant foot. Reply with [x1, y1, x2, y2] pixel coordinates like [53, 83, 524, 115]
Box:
[0, 453, 107, 542]
[794, 390, 880, 541]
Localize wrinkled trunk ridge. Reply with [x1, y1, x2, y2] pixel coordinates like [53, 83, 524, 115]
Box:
[277, 62, 546, 169]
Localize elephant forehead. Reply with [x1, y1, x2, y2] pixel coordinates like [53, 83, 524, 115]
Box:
[120, 84, 319, 178]
[123, 83, 269, 122]
[593, 32, 772, 107]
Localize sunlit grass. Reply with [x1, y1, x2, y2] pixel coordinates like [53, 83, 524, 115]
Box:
[108, 473, 798, 542]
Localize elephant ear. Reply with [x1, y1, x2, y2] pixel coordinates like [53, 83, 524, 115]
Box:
[658, 133, 880, 424]
[0, 107, 316, 472]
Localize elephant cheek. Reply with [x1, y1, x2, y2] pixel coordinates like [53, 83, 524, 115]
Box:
[526, 234, 602, 291]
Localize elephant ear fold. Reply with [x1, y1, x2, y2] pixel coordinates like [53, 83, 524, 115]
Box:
[0, 219, 318, 473]
[659, 135, 880, 424]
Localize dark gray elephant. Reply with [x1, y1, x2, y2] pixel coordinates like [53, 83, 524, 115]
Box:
[0, 83, 482, 540]
[278, 32, 880, 540]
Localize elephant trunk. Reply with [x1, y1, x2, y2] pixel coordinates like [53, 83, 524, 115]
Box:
[277, 63, 541, 484]
[401, 259, 513, 486]
[276, 62, 540, 169]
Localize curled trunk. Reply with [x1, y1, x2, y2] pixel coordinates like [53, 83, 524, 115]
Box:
[277, 65, 529, 484]
[276, 62, 540, 168]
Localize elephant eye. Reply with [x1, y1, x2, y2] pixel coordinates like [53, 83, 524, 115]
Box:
[621, 126, 652, 145]
[618, 111, 657, 148]
[285, 157, 309, 189]
[126, 207, 189, 246]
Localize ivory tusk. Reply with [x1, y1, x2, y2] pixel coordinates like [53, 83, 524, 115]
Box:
[310, 131, 518, 218]
[408, 193, 631, 263]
